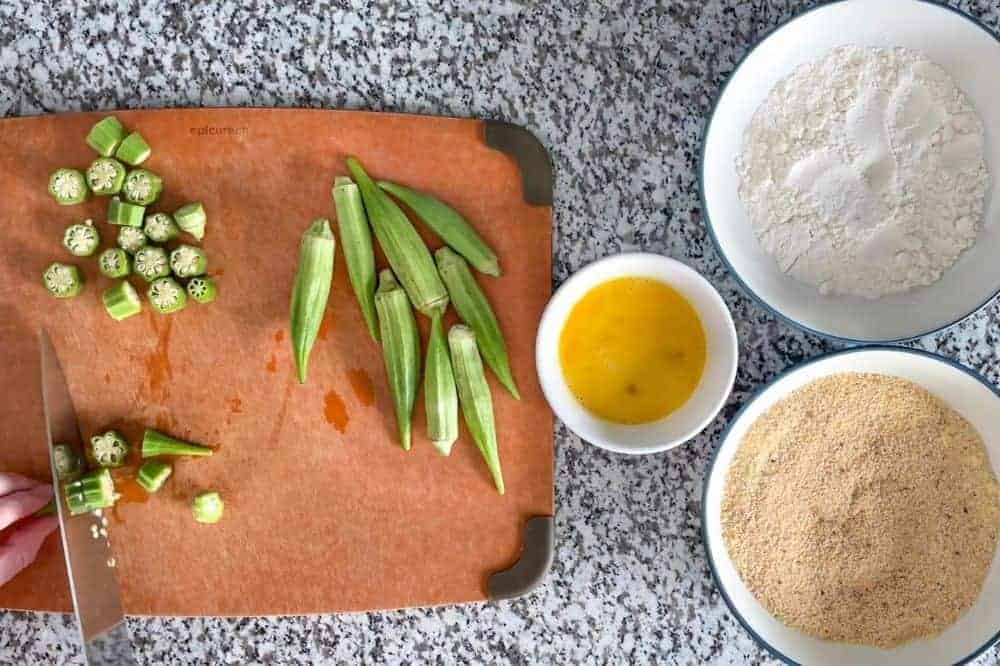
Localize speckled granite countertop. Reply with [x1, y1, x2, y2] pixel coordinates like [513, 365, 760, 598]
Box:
[1, 1, 998, 664]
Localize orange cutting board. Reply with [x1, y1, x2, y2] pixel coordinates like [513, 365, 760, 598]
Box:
[0, 109, 553, 616]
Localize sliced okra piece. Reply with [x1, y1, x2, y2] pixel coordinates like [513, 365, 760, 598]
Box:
[64, 468, 117, 516]
[98, 248, 131, 278]
[122, 168, 162, 206]
[49, 168, 89, 205]
[62, 219, 101, 257]
[117, 225, 147, 254]
[169, 244, 207, 278]
[147, 276, 187, 314]
[43, 262, 84, 298]
[53, 443, 84, 482]
[86, 157, 126, 195]
[174, 202, 207, 241]
[115, 131, 151, 166]
[108, 196, 145, 227]
[136, 460, 172, 493]
[89, 430, 131, 468]
[142, 429, 214, 457]
[86, 116, 126, 156]
[186, 276, 218, 304]
[133, 246, 170, 282]
[102, 281, 142, 321]
[192, 491, 224, 524]
[144, 212, 180, 243]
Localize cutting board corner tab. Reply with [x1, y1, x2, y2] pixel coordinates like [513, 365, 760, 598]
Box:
[487, 515, 555, 601]
[0, 107, 554, 617]
[483, 119, 554, 207]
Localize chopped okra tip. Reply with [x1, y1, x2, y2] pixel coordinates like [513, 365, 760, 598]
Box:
[42, 114, 219, 316]
[192, 491, 224, 524]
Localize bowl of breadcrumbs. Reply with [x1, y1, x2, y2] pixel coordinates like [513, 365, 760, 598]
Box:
[703, 347, 1000, 665]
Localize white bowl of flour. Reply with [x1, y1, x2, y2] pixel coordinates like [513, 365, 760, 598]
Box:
[702, 347, 1000, 665]
[701, 0, 1000, 342]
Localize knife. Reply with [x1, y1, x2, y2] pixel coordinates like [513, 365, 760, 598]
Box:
[38, 329, 137, 666]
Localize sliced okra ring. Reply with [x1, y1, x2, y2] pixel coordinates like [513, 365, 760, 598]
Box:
[85, 116, 126, 156]
[192, 491, 224, 524]
[49, 168, 89, 205]
[133, 246, 170, 282]
[117, 226, 147, 254]
[122, 168, 162, 206]
[108, 196, 145, 227]
[147, 276, 187, 314]
[136, 460, 172, 493]
[98, 248, 131, 278]
[144, 212, 180, 243]
[86, 157, 126, 196]
[141, 429, 214, 457]
[89, 430, 131, 468]
[169, 244, 207, 278]
[53, 443, 84, 482]
[186, 276, 218, 304]
[64, 468, 117, 516]
[115, 131, 151, 166]
[43, 262, 84, 298]
[174, 202, 207, 241]
[102, 281, 142, 321]
[62, 219, 101, 257]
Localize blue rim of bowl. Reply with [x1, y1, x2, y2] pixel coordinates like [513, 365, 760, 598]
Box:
[698, 0, 1000, 345]
[701, 345, 1000, 665]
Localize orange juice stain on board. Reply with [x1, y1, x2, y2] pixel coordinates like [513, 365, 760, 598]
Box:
[559, 277, 706, 424]
[347, 369, 375, 407]
[110, 468, 149, 523]
[324, 390, 349, 433]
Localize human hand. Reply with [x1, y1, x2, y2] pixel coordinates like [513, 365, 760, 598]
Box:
[0, 473, 58, 587]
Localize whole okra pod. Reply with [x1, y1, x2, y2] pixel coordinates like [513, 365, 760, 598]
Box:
[436, 247, 520, 400]
[424, 312, 458, 455]
[289, 219, 336, 384]
[333, 176, 379, 342]
[449, 325, 504, 494]
[378, 181, 501, 277]
[375, 269, 421, 451]
[346, 157, 448, 317]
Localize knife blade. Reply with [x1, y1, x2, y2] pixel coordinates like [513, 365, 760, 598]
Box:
[39, 329, 137, 666]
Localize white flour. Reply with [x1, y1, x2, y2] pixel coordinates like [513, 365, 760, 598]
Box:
[736, 46, 989, 299]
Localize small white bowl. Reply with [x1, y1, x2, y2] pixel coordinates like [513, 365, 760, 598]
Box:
[535, 253, 738, 455]
[703, 347, 1000, 665]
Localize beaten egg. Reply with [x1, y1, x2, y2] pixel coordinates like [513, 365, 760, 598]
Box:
[558, 277, 706, 424]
